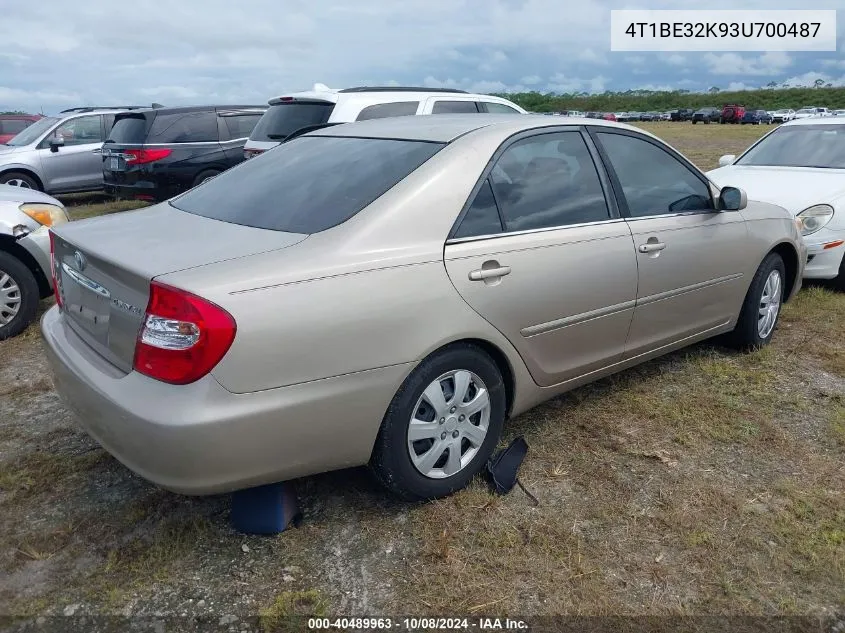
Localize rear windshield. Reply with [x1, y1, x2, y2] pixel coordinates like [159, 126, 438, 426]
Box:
[170, 136, 444, 233]
[108, 114, 148, 143]
[249, 102, 334, 142]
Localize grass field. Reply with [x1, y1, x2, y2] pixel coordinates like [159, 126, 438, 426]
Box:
[1, 122, 843, 627]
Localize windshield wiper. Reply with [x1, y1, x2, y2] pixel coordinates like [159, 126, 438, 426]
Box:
[266, 133, 288, 140]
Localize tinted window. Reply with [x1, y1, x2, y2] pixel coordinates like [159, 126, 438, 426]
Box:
[431, 101, 479, 114]
[223, 114, 262, 139]
[489, 132, 610, 232]
[356, 101, 419, 121]
[0, 120, 31, 135]
[108, 115, 148, 143]
[736, 125, 845, 169]
[454, 180, 503, 238]
[596, 133, 713, 217]
[146, 111, 218, 143]
[484, 102, 520, 114]
[6, 117, 57, 146]
[51, 115, 103, 146]
[250, 102, 334, 142]
[171, 136, 443, 234]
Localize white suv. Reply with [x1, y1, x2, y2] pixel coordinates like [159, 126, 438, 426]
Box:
[243, 84, 526, 158]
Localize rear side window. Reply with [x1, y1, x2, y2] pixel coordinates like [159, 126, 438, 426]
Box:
[431, 101, 479, 114]
[356, 101, 420, 121]
[108, 115, 149, 143]
[453, 180, 503, 238]
[146, 111, 218, 143]
[250, 102, 334, 142]
[483, 102, 520, 114]
[171, 136, 444, 234]
[222, 114, 262, 139]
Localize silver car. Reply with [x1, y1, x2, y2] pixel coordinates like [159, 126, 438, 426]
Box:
[0, 185, 68, 338]
[0, 107, 147, 193]
[41, 115, 804, 501]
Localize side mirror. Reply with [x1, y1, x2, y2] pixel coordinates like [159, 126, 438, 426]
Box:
[718, 154, 736, 167]
[49, 137, 65, 153]
[719, 186, 747, 211]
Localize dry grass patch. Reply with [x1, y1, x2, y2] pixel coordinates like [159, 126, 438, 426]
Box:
[0, 449, 108, 503]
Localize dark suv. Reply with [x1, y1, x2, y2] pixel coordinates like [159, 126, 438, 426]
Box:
[102, 105, 266, 201]
[691, 107, 720, 124]
[670, 108, 694, 122]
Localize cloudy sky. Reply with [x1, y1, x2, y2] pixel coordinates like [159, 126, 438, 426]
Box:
[1, 0, 843, 113]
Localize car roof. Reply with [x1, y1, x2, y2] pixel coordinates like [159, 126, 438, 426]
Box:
[782, 116, 845, 127]
[307, 113, 648, 143]
[267, 83, 517, 106]
[115, 105, 266, 116]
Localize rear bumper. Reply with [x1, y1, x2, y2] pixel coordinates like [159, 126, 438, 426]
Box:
[41, 305, 410, 495]
[103, 179, 171, 202]
[804, 229, 845, 279]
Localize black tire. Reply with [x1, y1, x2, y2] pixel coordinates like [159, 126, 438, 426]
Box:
[831, 254, 845, 292]
[727, 252, 786, 350]
[691, 120, 698, 125]
[192, 170, 221, 188]
[0, 171, 39, 190]
[0, 251, 39, 341]
[370, 343, 507, 501]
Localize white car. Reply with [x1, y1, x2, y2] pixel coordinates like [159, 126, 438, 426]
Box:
[708, 117, 845, 289]
[832, 109, 845, 117]
[242, 84, 526, 158]
[770, 109, 796, 123]
[793, 107, 830, 119]
[0, 185, 68, 338]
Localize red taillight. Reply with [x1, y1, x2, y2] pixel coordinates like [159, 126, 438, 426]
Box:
[125, 148, 172, 165]
[133, 282, 236, 385]
[48, 230, 62, 307]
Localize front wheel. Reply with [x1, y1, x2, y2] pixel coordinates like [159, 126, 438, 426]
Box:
[727, 252, 786, 350]
[370, 343, 507, 501]
[0, 171, 39, 190]
[0, 251, 39, 341]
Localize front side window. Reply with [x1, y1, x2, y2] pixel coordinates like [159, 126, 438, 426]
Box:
[355, 101, 420, 121]
[50, 115, 103, 146]
[171, 136, 443, 234]
[488, 132, 611, 232]
[431, 101, 479, 114]
[596, 132, 713, 217]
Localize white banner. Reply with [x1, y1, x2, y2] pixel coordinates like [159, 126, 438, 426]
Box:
[610, 10, 837, 52]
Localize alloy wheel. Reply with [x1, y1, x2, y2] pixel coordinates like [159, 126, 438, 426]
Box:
[0, 270, 22, 327]
[758, 269, 782, 339]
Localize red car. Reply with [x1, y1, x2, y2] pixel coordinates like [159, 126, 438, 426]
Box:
[602, 112, 617, 121]
[720, 104, 745, 124]
[0, 114, 42, 144]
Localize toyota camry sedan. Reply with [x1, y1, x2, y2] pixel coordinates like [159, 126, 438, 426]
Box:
[42, 115, 804, 501]
[709, 117, 845, 290]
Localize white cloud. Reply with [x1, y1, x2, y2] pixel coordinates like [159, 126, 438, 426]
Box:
[663, 54, 687, 66]
[520, 75, 542, 85]
[703, 51, 792, 76]
[820, 59, 845, 70]
[577, 48, 607, 65]
[623, 55, 647, 66]
[779, 72, 845, 88]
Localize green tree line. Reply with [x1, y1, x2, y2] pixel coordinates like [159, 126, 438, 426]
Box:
[495, 86, 845, 113]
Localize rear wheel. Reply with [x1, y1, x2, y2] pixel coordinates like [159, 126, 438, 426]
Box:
[0, 171, 39, 190]
[370, 344, 507, 501]
[0, 251, 39, 341]
[727, 253, 786, 350]
[192, 170, 221, 188]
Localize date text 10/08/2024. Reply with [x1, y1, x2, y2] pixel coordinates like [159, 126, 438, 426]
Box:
[307, 617, 529, 630]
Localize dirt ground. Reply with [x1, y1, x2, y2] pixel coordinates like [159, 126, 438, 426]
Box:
[0, 122, 843, 632]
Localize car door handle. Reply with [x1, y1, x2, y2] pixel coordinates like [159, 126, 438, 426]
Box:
[468, 266, 511, 281]
[638, 242, 666, 253]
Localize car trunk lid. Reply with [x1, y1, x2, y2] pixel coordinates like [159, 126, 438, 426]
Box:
[51, 203, 307, 372]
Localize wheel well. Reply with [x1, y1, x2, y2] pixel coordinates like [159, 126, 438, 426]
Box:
[770, 242, 799, 302]
[0, 235, 52, 299]
[436, 338, 516, 419]
[0, 168, 44, 191]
